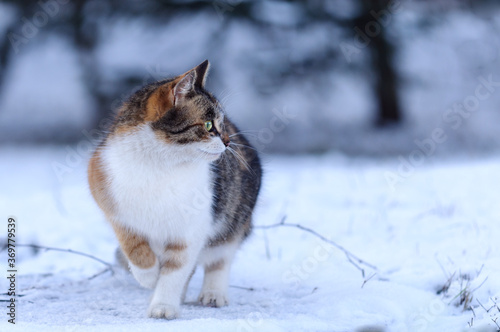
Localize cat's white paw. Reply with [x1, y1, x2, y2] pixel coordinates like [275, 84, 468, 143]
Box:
[198, 290, 229, 307]
[148, 303, 179, 319]
[129, 259, 160, 289]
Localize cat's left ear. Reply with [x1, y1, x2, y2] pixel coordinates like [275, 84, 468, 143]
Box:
[193, 59, 210, 88]
[173, 60, 210, 106]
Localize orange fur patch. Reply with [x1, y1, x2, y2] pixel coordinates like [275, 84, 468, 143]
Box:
[88, 151, 115, 217]
[144, 69, 196, 123]
[161, 241, 188, 274]
[205, 259, 224, 273]
[112, 223, 156, 269]
[161, 257, 184, 274]
[145, 84, 173, 122]
[165, 242, 188, 252]
[144, 73, 190, 123]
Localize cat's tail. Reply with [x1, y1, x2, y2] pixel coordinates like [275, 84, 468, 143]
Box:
[115, 246, 130, 271]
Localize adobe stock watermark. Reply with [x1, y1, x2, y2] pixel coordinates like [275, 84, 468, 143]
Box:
[236, 298, 281, 332]
[409, 298, 447, 332]
[281, 239, 335, 286]
[51, 64, 171, 183]
[254, 106, 298, 151]
[339, 0, 401, 63]
[385, 74, 500, 192]
[8, 0, 70, 54]
[178, 186, 213, 223]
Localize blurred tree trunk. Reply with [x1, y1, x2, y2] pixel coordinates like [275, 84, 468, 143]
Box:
[0, 32, 11, 93]
[70, 0, 109, 132]
[360, 0, 402, 127]
[0, 1, 35, 99]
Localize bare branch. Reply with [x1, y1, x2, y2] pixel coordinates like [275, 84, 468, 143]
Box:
[12, 244, 114, 272]
[361, 273, 377, 289]
[467, 317, 473, 328]
[88, 267, 113, 280]
[490, 297, 500, 312]
[476, 298, 494, 313]
[471, 276, 488, 294]
[492, 317, 499, 329]
[229, 285, 255, 291]
[255, 217, 377, 278]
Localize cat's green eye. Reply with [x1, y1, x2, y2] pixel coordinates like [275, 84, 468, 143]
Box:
[204, 121, 213, 132]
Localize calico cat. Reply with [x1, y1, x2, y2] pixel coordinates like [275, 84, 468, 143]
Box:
[88, 60, 262, 319]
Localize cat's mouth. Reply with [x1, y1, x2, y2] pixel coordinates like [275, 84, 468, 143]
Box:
[198, 148, 224, 157]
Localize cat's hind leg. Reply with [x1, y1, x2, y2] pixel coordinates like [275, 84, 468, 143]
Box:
[197, 240, 240, 307]
[181, 267, 195, 304]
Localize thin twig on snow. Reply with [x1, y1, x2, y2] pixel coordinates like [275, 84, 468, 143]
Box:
[255, 216, 377, 278]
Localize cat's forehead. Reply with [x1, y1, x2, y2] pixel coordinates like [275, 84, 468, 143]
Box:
[192, 91, 224, 118]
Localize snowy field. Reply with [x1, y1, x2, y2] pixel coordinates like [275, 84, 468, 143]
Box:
[1, 146, 500, 332]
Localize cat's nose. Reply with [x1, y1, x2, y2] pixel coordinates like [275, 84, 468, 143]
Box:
[222, 134, 230, 147]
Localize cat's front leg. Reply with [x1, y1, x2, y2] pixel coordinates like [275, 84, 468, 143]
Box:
[148, 241, 202, 319]
[128, 257, 160, 289]
[112, 222, 159, 289]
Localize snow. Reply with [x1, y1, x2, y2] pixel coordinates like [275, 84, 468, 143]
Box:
[1, 146, 499, 331]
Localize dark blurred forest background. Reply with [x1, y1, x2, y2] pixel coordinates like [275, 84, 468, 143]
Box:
[1, 0, 500, 155]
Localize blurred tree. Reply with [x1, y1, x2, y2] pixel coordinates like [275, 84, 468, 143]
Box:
[358, 0, 401, 126]
[0, 0, 450, 142]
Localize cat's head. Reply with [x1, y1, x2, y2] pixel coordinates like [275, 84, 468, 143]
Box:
[130, 60, 230, 162]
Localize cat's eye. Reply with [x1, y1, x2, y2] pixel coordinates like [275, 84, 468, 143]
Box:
[204, 121, 213, 132]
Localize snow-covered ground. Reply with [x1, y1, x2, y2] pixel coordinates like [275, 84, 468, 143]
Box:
[1, 146, 499, 332]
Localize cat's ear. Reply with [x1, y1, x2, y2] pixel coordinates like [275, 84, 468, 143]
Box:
[173, 70, 195, 106]
[172, 60, 210, 105]
[145, 74, 193, 120]
[193, 59, 210, 88]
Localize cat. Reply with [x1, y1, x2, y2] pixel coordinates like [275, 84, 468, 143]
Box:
[88, 60, 262, 319]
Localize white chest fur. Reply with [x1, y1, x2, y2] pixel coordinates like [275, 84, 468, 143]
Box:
[101, 125, 214, 245]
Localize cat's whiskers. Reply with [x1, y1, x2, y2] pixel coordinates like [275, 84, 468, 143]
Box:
[229, 132, 258, 139]
[226, 146, 254, 175]
[228, 142, 259, 152]
[222, 149, 238, 176]
[217, 88, 240, 109]
[213, 150, 227, 167]
[229, 129, 259, 135]
[217, 151, 230, 175]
